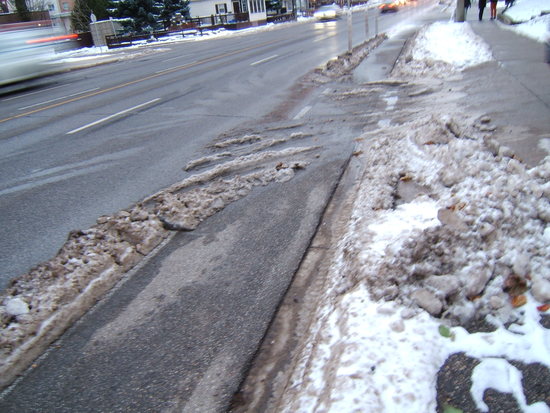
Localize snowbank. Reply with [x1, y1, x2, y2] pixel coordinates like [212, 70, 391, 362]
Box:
[393, 21, 493, 79]
[501, 0, 550, 43]
[502, 0, 550, 23]
[0, 138, 315, 388]
[275, 20, 550, 412]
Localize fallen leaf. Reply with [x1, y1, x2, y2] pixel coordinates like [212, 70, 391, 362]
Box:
[503, 274, 529, 296]
[424, 140, 436, 145]
[537, 303, 550, 312]
[400, 175, 412, 182]
[352, 150, 363, 157]
[443, 405, 463, 413]
[511, 295, 527, 308]
[438, 325, 454, 339]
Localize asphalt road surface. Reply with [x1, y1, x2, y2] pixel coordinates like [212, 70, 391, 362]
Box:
[0, 2, 444, 412]
[0, 1, 436, 289]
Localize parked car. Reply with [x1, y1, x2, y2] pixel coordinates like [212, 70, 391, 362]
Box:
[379, 0, 399, 13]
[313, 4, 343, 21]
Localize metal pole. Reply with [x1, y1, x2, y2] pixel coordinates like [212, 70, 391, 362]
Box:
[365, 9, 369, 38]
[347, 0, 352, 52]
[375, 12, 378, 36]
[456, 0, 465, 21]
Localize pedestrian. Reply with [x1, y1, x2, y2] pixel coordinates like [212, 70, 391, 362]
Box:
[490, 0, 498, 19]
[465, 0, 471, 18]
[478, 0, 486, 20]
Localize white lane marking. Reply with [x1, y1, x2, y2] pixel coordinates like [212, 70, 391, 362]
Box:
[0, 147, 143, 197]
[18, 88, 100, 110]
[155, 61, 197, 74]
[1, 84, 66, 102]
[67, 98, 161, 135]
[250, 54, 279, 66]
[293, 105, 312, 120]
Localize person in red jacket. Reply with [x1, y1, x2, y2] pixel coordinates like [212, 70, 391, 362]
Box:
[490, 0, 498, 19]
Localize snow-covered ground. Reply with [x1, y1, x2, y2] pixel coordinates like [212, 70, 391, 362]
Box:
[1, 0, 548, 407]
[274, 17, 550, 413]
[500, 0, 550, 42]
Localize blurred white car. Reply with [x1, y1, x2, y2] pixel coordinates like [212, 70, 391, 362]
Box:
[0, 21, 75, 86]
[313, 4, 343, 21]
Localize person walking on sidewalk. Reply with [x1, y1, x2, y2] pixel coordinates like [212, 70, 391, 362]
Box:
[465, 0, 471, 18]
[490, 0, 498, 19]
[479, 0, 487, 20]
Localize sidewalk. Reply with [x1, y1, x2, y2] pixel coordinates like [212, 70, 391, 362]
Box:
[464, 17, 550, 166]
[233, 13, 550, 413]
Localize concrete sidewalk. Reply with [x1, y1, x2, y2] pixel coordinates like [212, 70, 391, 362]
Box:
[458, 18, 550, 166]
[470, 18, 550, 108]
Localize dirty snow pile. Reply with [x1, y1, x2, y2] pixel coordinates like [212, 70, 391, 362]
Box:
[0, 134, 315, 388]
[276, 21, 550, 412]
[392, 21, 493, 78]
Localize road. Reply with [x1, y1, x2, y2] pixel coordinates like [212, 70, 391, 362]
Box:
[0, 1, 435, 289]
[0, 2, 444, 412]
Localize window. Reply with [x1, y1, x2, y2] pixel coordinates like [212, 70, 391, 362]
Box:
[215, 3, 227, 13]
[62, 1, 69, 10]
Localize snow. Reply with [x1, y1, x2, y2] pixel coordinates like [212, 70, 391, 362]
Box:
[502, 13, 550, 42]
[0, 1, 548, 410]
[366, 198, 440, 257]
[501, 0, 550, 42]
[502, 0, 550, 23]
[274, 18, 550, 413]
[411, 22, 493, 69]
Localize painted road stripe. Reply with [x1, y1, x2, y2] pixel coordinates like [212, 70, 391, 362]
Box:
[0, 38, 281, 125]
[250, 54, 279, 66]
[1, 84, 67, 102]
[18, 88, 100, 110]
[66, 98, 161, 135]
[293, 105, 312, 120]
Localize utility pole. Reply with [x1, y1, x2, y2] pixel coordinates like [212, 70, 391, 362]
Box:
[455, 0, 465, 21]
[347, 0, 352, 52]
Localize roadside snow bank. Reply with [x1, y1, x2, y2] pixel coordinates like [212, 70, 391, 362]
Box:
[393, 21, 493, 78]
[0, 138, 315, 388]
[503, 13, 550, 43]
[279, 107, 550, 412]
[501, 0, 550, 43]
[275, 20, 549, 413]
[502, 0, 550, 23]
[412, 22, 493, 69]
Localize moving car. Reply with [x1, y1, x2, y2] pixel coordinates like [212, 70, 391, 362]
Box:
[313, 4, 343, 21]
[379, 0, 399, 13]
[0, 21, 75, 87]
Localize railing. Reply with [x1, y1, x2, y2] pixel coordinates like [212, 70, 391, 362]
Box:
[105, 10, 297, 48]
[266, 12, 295, 23]
[186, 12, 250, 27]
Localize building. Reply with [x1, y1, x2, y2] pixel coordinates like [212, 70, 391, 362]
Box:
[46, 0, 75, 32]
[189, 0, 267, 24]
